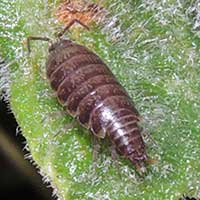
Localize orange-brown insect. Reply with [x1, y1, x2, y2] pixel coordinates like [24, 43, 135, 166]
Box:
[56, 0, 107, 26]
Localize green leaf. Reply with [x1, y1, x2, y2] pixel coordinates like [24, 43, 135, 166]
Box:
[1, 0, 200, 199]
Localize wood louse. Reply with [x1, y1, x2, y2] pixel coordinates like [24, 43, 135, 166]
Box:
[27, 19, 150, 174]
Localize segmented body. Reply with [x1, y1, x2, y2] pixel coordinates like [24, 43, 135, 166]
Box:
[47, 39, 147, 169]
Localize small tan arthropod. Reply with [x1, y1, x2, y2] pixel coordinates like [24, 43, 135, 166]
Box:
[55, 0, 107, 26]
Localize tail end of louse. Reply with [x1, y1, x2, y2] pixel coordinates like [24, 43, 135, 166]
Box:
[131, 155, 157, 175]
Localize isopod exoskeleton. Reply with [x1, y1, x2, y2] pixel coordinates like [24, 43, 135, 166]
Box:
[27, 19, 149, 173]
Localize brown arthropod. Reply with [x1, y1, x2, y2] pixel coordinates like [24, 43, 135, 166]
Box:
[56, 0, 107, 26]
[27, 19, 152, 174]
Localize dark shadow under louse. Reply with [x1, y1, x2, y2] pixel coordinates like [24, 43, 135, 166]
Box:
[179, 195, 198, 200]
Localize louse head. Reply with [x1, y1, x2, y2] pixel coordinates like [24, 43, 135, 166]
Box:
[48, 39, 72, 52]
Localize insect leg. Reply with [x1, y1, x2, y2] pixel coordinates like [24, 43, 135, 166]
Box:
[48, 110, 66, 119]
[91, 136, 101, 172]
[109, 144, 120, 167]
[53, 119, 78, 138]
[141, 127, 157, 147]
[27, 36, 52, 53]
[57, 19, 89, 38]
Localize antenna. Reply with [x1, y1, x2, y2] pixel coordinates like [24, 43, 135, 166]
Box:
[57, 19, 89, 38]
[27, 36, 52, 53]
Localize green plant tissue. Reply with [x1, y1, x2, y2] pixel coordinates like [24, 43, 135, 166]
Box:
[0, 0, 200, 199]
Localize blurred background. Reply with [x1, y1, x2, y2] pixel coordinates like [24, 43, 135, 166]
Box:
[0, 95, 55, 200]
